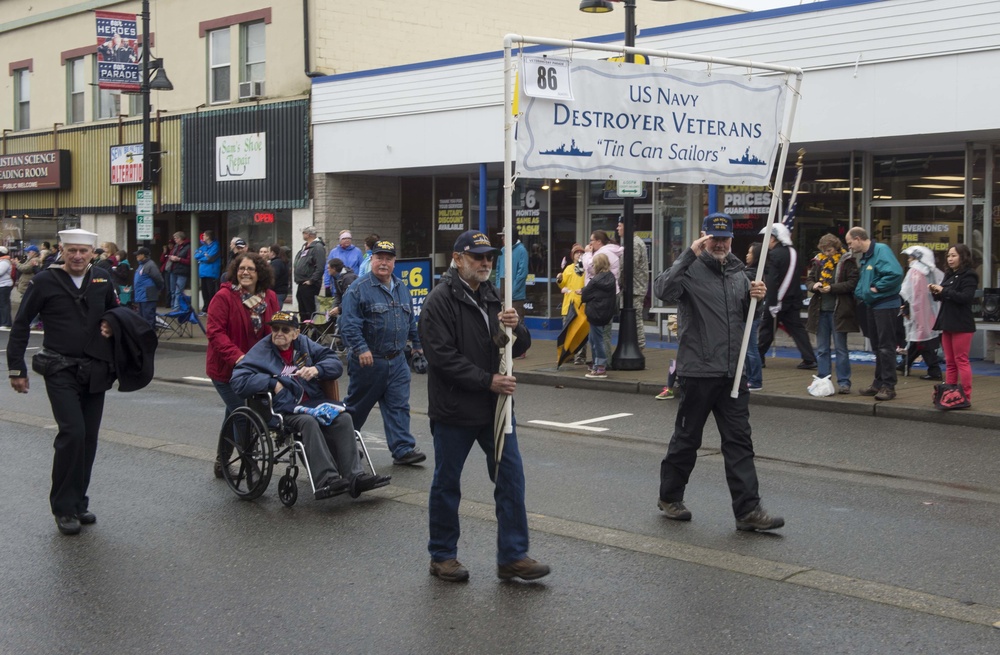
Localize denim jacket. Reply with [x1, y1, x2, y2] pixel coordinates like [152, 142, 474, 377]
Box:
[340, 271, 420, 358]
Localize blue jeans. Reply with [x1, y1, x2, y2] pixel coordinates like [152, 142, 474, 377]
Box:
[212, 380, 244, 420]
[345, 353, 417, 458]
[171, 274, 188, 310]
[137, 301, 158, 330]
[428, 419, 529, 566]
[590, 323, 607, 368]
[815, 310, 851, 387]
[744, 318, 763, 388]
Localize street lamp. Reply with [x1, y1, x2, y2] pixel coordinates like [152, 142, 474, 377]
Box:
[580, 0, 675, 371]
[140, 0, 172, 199]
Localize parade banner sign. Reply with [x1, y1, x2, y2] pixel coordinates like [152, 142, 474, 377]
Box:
[516, 58, 787, 185]
[96, 11, 140, 92]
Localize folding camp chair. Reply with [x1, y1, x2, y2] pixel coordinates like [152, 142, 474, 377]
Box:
[156, 294, 206, 339]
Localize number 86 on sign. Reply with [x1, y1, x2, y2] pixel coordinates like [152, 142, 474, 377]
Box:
[521, 56, 574, 101]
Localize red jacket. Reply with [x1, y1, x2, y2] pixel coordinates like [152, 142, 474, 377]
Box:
[206, 285, 279, 382]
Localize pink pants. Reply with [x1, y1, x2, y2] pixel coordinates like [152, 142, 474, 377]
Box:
[941, 331, 973, 400]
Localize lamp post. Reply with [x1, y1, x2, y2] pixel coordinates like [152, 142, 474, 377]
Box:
[139, 0, 172, 242]
[580, 0, 673, 371]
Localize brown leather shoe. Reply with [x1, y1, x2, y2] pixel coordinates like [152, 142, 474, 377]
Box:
[874, 387, 896, 401]
[497, 557, 550, 581]
[857, 384, 879, 396]
[430, 559, 469, 582]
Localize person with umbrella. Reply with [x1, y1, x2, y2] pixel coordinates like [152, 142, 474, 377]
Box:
[419, 229, 548, 583]
[556, 243, 587, 366]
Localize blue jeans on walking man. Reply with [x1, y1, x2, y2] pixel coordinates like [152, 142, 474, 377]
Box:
[345, 354, 418, 459]
[428, 419, 530, 566]
[744, 318, 763, 389]
[815, 310, 851, 388]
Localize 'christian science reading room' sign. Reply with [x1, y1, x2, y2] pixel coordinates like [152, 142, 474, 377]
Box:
[0, 150, 71, 192]
[516, 58, 787, 186]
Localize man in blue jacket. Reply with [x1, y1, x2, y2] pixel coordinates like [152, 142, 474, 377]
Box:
[340, 240, 426, 466]
[230, 311, 390, 500]
[194, 229, 221, 312]
[132, 247, 163, 330]
[846, 227, 904, 401]
[324, 230, 363, 292]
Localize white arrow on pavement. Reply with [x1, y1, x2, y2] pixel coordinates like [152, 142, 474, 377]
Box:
[528, 412, 632, 433]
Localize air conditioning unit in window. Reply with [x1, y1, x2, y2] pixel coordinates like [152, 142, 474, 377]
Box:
[238, 80, 265, 100]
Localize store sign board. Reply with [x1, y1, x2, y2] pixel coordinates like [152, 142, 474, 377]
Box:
[516, 59, 787, 185]
[396, 257, 432, 318]
[216, 133, 267, 182]
[110, 143, 145, 185]
[0, 150, 71, 192]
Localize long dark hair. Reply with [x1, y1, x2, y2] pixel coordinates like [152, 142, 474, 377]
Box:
[226, 253, 273, 293]
[951, 243, 973, 271]
[748, 242, 762, 266]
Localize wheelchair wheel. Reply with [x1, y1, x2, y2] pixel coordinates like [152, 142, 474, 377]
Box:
[219, 407, 274, 500]
[277, 475, 298, 507]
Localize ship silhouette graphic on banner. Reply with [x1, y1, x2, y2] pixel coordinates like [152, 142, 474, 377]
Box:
[516, 58, 788, 186]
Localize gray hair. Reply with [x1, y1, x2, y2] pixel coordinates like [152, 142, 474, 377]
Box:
[302, 226, 318, 236]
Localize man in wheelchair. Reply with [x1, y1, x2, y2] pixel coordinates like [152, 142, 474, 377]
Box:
[231, 311, 390, 500]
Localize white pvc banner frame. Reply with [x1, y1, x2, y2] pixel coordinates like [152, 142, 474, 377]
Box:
[502, 35, 804, 407]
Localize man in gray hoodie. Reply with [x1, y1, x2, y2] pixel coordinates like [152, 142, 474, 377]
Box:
[652, 212, 784, 532]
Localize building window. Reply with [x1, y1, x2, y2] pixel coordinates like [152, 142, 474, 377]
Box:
[209, 28, 231, 104]
[241, 21, 265, 83]
[67, 57, 85, 124]
[98, 88, 122, 119]
[14, 68, 30, 130]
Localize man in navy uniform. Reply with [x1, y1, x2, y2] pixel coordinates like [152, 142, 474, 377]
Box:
[7, 229, 120, 535]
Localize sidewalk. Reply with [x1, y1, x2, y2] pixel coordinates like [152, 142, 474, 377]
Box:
[155, 328, 1000, 430]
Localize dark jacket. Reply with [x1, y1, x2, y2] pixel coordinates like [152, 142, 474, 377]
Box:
[6, 265, 119, 390]
[762, 243, 806, 310]
[294, 239, 326, 285]
[270, 257, 290, 295]
[932, 267, 978, 333]
[806, 250, 860, 334]
[230, 334, 343, 415]
[581, 270, 616, 326]
[164, 239, 192, 278]
[419, 267, 530, 426]
[103, 306, 158, 391]
[653, 248, 752, 378]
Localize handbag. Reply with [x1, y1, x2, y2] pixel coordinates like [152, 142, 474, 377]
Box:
[932, 383, 970, 410]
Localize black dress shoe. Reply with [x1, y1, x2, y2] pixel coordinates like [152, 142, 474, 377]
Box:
[77, 511, 97, 525]
[55, 515, 81, 535]
[314, 477, 350, 501]
[354, 473, 391, 494]
[796, 361, 818, 370]
[920, 374, 942, 381]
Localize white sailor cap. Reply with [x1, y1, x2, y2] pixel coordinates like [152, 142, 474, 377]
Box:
[58, 228, 99, 248]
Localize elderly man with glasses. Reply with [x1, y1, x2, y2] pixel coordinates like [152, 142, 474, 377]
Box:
[231, 311, 390, 500]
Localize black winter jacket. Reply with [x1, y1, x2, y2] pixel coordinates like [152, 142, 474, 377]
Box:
[653, 248, 752, 378]
[419, 268, 530, 426]
[932, 267, 978, 333]
[581, 270, 616, 326]
[762, 243, 806, 310]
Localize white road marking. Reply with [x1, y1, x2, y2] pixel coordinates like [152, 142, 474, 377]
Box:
[182, 376, 213, 382]
[528, 412, 632, 433]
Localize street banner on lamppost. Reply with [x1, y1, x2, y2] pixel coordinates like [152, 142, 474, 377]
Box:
[95, 11, 140, 92]
[516, 58, 787, 186]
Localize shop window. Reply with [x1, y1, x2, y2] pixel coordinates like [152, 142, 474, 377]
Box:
[14, 68, 30, 131]
[872, 151, 965, 202]
[401, 177, 433, 260]
[872, 205, 964, 274]
[241, 21, 265, 85]
[67, 58, 85, 124]
[209, 28, 231, 104]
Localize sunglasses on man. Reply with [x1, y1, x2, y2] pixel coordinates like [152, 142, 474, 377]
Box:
[271, 326, 294, 334]
[463, 252, 495, 262]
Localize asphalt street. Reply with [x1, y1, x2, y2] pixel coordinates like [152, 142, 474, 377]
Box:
[2, 336, 1000, 653]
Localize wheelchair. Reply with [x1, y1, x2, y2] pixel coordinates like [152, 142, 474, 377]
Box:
[217, 390, 383, 507]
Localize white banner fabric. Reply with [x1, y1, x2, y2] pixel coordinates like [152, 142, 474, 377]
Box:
[516, 59, 788, 185]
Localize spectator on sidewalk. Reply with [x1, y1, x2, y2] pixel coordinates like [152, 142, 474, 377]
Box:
[194, 230, 222, 312]
[583, 230, 623, 364]
[325, 230, 363, 291]
[930, 244, 978, 403]
[581, 253, 616, 379]
[806, 234, 860, 394]
[899, 245, 943, 380]
[132, 247, 163, 330]
[556, 243, 587, 365]
[653, 212, 784, 532]
[846, 227, 904, 401]
[758, 222, 817, 370]
[617, 217, 649, 351]
[294, 227, 325, 319]
[358, 233, 379, 278]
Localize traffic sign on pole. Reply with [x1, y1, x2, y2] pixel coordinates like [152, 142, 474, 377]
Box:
[136, 190, 153, 240]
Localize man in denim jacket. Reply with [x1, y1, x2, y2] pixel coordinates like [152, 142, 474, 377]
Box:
[340, 240, 426, 465]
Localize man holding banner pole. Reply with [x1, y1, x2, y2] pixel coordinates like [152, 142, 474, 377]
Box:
[653, 213, 784, 532]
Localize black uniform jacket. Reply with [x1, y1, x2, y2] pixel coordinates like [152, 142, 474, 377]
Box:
[102, 306, 159, 391]
[419, 268, 530, 426]
[7, 265, 118, 390]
